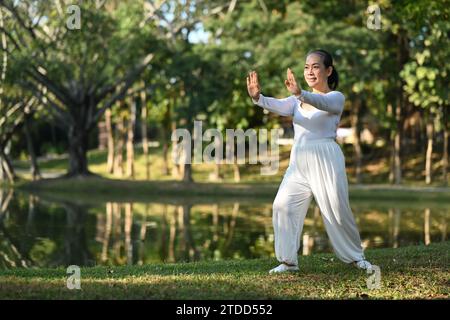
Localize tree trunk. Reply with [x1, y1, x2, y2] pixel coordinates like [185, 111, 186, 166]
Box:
[162, 140, 169, 176]
[182, 163, 193, 182]
[351, 98, 363, 184]
[105, 108, 115, 174]
[170, 120, 181, 179]
[114, 116, 125, 176]
[140, 90, 150, 180]
[171, 143, 181, 179]
[392, 91, 404, 185]
[233, 163, 240, 182]
[387, 103, 395, 184]
[394, 125, 402, 184]
[97, 121, 107, 150]
[391, 98, 404, 185]
[392, 31, 409, 185]
[0, 149, 16, 182]
[209, 136, 223, 181]
[179, 121, 193, 182]
[232, 138, 240, 182]
[425, 116, 434, 185]
[0, 7, 7, 106]
[181, 132, 193, 182]
[161, 100, 172, 176]
[126, 97, 136, 179]
[442, 105, 448, 186]
[67, 127, 91, 177]
[210, 162, 222, 181]
[24, 114, 41, 181]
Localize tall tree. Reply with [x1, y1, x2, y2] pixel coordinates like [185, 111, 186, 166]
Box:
[400, 0, 450, 185]
[0, 0, 161, 177]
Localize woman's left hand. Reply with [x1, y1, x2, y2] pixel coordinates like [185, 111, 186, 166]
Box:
[284, 68, 302, 96]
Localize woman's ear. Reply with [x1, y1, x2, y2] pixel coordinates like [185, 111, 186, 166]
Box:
[327, 66, 333, 77]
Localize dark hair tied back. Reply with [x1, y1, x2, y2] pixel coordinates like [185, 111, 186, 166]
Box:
[307, 49, 339, 90]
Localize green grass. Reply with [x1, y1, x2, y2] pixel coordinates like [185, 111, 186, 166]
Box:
[7, 144, 449, 300]
[12, 142, 450, 186]
[13, 144, 289, 183]
[0, 241, 448, 299]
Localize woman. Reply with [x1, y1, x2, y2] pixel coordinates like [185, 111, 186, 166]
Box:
[246, 49, 373, 274]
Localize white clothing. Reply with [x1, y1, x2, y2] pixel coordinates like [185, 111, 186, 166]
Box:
[355, 259, 373, 271]
[269, 263, 299, 274]
[253, 90, 345, 144]
[253, 91, 365, 266]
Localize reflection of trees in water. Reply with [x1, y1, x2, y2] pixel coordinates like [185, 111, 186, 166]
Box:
[98, 201, 268, 263]
[0, 188, 33, 268]
[90, 201, 281, 264]
[96, 202, 134, 265]
[33, 200, 450, 265]
[159, 204, 168, 263]
[366, 207, 448, 249]
[2, 192, 94, 268]
[136, 204, 148, 265]
[26, 194, 38, 235]
[59, 201, 93, 267]
[1, 191, 450, 268]
[124, 203, 133, 265]
[100, 202, 112, 263]
[180, 204, 200, 262]
[224, 202, 240, 253]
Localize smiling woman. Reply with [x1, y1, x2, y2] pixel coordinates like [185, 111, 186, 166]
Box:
[304, 49, 339, 91]
[247, 49, 373, 274]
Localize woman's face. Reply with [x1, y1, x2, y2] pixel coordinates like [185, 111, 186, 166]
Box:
[304, 53, 332, 89]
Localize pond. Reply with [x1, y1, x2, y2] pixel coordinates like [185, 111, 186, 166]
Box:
[0, 188, 448, 269]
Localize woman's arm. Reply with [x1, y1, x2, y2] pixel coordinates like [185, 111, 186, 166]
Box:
[283, 68, 345, 115]
[247, 71, 295, 116]
[297, 90, 345, 115]
[252, 94, 297, 117]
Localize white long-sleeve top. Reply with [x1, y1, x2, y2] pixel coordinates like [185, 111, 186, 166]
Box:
[252, 90, 345, 143]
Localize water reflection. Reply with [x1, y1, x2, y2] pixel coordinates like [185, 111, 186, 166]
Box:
[0, 189, 448, 269]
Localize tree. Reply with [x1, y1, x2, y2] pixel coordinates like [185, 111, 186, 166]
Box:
[0, 0, 161, 177]
[400, 0, 450, 185]
[1, 5, 39, 182]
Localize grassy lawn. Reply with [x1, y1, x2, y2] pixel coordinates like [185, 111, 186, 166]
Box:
[6, 144, 449, 300]
[12, 143, 450, 186]
[0, 241, 448, 299]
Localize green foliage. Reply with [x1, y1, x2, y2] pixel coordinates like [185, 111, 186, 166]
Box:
[2, 0, 449, 179]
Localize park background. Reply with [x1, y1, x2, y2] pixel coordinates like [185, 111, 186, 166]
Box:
[0, 0, 448, 299]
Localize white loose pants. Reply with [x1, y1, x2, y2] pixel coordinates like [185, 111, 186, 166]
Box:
[272, 138, 365, 265]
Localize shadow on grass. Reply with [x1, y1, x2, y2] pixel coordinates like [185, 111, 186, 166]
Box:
[1, 242, 448, 299]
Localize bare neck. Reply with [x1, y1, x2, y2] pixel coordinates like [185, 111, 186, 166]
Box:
[312, 84, 332, 94]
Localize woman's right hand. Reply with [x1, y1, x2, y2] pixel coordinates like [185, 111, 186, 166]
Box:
[246, 71, 261, 100]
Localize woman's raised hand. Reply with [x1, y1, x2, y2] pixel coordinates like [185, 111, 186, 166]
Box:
[285, 68, 301, 96]
[246, 71, 261, 100]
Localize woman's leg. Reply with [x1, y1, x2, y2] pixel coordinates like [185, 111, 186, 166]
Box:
[305, 142, 365, 263]
[272, 167, 313, 266]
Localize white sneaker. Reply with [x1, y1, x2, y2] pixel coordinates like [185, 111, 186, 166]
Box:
[269, 263, 299, 274]
[354, 259, 373, 271]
